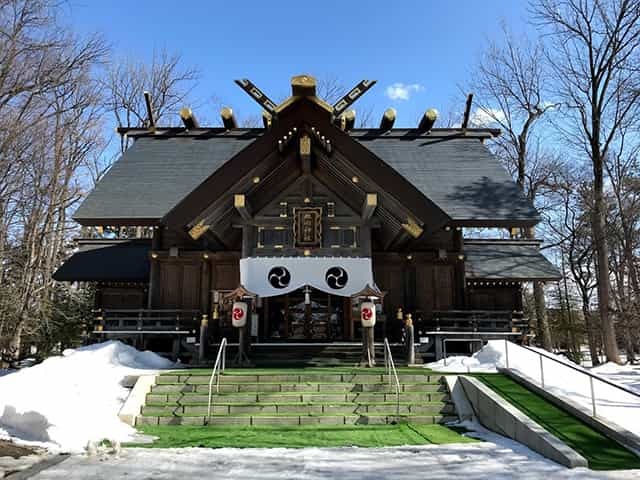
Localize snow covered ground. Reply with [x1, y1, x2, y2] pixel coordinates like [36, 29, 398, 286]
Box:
[593, 362, 640, 393]
[0, 341, 174, 453]
[426, 341, 640, 437]
[27, 442, 640, 480]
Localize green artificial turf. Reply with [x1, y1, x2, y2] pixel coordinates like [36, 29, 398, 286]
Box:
[129, 423, 478, 449]
[476, 374, 640, 471]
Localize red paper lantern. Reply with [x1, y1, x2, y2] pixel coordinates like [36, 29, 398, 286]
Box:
[360, 301, 376, 327]
[232, 301, 248, 328]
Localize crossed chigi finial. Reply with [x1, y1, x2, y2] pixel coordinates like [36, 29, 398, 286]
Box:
[233, 75, 376, 123]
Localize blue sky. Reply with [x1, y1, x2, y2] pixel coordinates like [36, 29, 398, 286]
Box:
[65, 0, 533, 127]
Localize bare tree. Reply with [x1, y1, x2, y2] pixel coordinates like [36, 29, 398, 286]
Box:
[467, 25, 558, 350]
[103, 49, 199, 152]
[533, 0, 640, 363]
[0, 0, 107, 359]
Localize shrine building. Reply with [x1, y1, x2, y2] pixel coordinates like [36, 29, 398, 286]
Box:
[53, 75, 560, 362]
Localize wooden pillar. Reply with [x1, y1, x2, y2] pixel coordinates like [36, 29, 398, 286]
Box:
[198, 314, 208, 363]
[200, 257, 211, 315]
[361, 326, 375, 367]
[405, 314, 415, 365]
[147, 227, 162, 308]
[241, 226, 255, 258]
[453, 228, 467, 308]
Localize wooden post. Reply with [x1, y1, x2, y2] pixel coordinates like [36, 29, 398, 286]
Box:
[360, 326, 376, 367]
[406, 313, 415, 365]
[461, 93, 474, 130]
[198, 314, 208, 363]
[143, 91, 155, 130]
[233, 326, 251, 366]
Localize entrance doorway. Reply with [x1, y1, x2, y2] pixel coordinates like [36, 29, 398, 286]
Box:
[264, 288, 351, 341]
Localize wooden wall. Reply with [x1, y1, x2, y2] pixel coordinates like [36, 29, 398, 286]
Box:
[98, 285, 146, 309]
[373, 253, 461, 321]
[467, 285, 521, 311]
[151, 251, 240, 312]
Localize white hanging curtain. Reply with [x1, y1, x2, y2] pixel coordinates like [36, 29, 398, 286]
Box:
[239, 256, 374, 298]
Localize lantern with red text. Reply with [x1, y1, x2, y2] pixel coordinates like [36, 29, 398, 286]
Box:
[231, 301, 248, 328]
[360, 301, 376, 327]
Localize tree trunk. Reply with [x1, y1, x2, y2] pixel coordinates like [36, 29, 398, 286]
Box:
[581, 296, 600, 366]
[592, 165, 620, 363]
[527, 227, 552, 350]
[534, 283, 553, 350]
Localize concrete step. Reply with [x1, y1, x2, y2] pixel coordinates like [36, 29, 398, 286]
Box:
[156, 373, 437, 385]
[146, 391, 451, 404]
[150, 382, 446, 394]
[142, 402, 455, 416]
[136, 414, 458, 427]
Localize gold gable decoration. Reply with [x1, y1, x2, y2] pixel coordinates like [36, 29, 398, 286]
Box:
[188, 221, 210, 240]
[293, 207, 322, 248]
[402, 217, 424, 238]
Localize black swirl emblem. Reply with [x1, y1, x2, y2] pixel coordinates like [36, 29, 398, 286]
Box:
[325, 267, 348, 290]
[268, 266, 291, 289]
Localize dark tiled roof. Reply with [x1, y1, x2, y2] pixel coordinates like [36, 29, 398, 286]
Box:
[53, 240, 151, 282]
[358, 135, 538, 223]
[74, 129, 538, 224]
[464, 240, 561, 280]
[74, 135, 258, 222]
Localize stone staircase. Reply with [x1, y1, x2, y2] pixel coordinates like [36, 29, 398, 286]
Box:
[209, 343, 418, 367]
[137, 370, 457, 426]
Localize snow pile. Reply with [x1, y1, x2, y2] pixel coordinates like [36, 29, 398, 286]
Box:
[425, 340, 506, 373]
[0, 341, 174, 453]
[426, 340, 640, 437]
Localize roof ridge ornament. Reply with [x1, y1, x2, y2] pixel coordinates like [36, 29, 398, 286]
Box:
[333, 79, 377, 117]
[234, 78, 278, 116]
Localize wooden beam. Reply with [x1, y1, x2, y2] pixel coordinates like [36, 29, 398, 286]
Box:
[461, 93, 474, 130]
[333, 80, 377, 116]
[221, 107, 238, 130]
[362, 193, 378, 221]
[418, 109, 438, 132]
[143, 91, 155, 130]
[234, 194, 252, 221]
[180, 107, 199, 130]
[379, 108, 396, 130]
[234, 79, 277, 114]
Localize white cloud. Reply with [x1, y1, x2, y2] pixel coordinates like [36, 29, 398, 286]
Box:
[469, 107, 506, 127]
[385, 83, 424, 101]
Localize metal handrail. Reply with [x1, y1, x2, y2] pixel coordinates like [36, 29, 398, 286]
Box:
[504, 340, 640, 417]
[206, 337, 227, 423]
[383, 337, 401, 417]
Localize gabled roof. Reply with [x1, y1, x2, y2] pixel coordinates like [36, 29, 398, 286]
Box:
[354, 132, 539, 224]
[52, 240, 151, 282]
[74, 133, 259, 223]
[73, 124, 539, 227]
[464, 240, 561, 281]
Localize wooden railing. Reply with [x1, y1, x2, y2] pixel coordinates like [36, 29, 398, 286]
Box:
[93, 309, 200, 333]
[431, 310, 528, 333]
